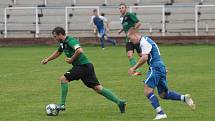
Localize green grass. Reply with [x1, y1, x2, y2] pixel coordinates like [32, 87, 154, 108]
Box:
[0, 45, 214, 121]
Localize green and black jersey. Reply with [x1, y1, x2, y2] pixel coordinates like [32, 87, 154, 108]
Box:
[120, 12, 139, 42]
[120, 12, 139, 33]
[58, 36, 90, 66]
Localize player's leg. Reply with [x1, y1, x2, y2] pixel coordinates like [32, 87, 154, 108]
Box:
[57, 75, 68, 111]
[106, 36, 116, 45]
[81, 63, 126, 113]
[144, 68, 167, 120]
[126, 42, 141, 76]
[102, 29, 116, 45]
[98, 29, 105, 50]
[126, 42, 136, 66]
[57, 67, 82, 111]
[158, 84, 184, 101]
[157, 66, 195, 110]
[93, 85, 126, 113]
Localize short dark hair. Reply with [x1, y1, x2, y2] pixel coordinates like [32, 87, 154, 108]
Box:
[119, 3, 127, 8]
[101, 13, 105, 16]
[93, 9, 97, 13]
[52, 27, 65, 35]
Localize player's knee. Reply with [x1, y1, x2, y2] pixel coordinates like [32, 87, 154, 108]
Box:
[59, 76, 68, 83]
[144, 89, 151, 97]
[93, 85, 103, 93]
[159, 92, 167, 99]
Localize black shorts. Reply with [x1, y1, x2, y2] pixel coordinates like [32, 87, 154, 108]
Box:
[126, 42, 141, 53]
[64, 63, 100, 88]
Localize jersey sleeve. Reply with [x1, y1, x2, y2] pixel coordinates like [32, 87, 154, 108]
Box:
[68, 38, 81, 50]
[90, 16, 95, 24]
[99, 16, 108, 22]
[129, 13, 139, 23]
[140, 37, 152, 54]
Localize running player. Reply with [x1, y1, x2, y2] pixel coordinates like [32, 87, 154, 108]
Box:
[91, 9, 116, 50]
[41, 27, 126, 113]
[127, 28, 196, 120]
[118, 3, 142, 76]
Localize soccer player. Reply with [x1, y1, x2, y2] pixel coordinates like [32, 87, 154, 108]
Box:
[118, 3, 142, 76]
[90, 9, 116, 50]
[127, 28, 196, 120]
[41, 27, 126, 113]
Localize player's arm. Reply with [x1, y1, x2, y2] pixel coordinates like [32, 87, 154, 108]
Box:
[104, 21, 110, 32]
[134, 21, 141, 29]
[128, 54, 148, 76]
[90, 16, 97, 34]
[130, 13, 141, 29]
[118, 28, 124, 34]
[101, 16, 110, 32]
[65, 47, 83, 64]
[41, 50, 62, 64]
[128, 38, 151, 76]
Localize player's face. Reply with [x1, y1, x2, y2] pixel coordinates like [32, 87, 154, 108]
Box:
[52, 33, 61, 42]
[119, 5, 127, 15]
[127, 33, 138, 44]
[93, 11, 98, 16]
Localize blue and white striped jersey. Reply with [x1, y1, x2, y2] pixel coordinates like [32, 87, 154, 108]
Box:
[140, 36, 165, 67]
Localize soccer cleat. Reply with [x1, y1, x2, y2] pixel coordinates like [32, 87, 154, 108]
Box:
[118, 101, 126, 113]
[56, 104, 66, 111]
[153, 114, 167, 120]
[184, 94, 196, 110]
[132, 71, 141, 76]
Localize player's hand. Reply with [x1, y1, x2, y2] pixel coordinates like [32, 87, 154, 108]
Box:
[118, 29, 122, 35]
[93, 28, 97, 34]
[128, 67, 135, 76]
[106, 28, 110, 33]
[65, 58, 72, 64]
[41, 58, 49, 64]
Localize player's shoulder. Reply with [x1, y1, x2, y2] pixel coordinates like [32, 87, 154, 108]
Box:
[67, 36, 78, 42]
[140, 36, 151, 45]
[127, 12, 135, 16]
[91, 15, 96, 20]
[91, 15, 95, 18]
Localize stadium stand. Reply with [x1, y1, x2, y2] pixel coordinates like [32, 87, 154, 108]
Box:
[1, 0, 215, 38]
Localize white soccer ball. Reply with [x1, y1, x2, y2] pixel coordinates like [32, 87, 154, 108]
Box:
[45, 104, 59, 116]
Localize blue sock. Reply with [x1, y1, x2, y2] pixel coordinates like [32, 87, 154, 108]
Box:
[147, 92, 164, 114]
[100, 37, 105, 49]
[164, 91, 183, 101]
[107, 38, 116, 45]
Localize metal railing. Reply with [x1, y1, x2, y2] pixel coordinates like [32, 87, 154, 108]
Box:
[4, 7, 39, 38]
[3, 5, 215, 38]
[65, 6, 99, 35]
[195, 4, 215, 36]
[129, 5, 165, 36]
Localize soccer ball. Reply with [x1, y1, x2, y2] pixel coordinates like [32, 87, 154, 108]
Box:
[45, 104, 59, 116]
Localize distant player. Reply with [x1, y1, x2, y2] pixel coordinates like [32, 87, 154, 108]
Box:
[127, 28, 196, 120]
[41, 27, 126, 113]
[90, 9, 116, 50]
[118, 3, 142, 76]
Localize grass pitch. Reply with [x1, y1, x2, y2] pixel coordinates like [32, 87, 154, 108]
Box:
[0, 45, 214, 121]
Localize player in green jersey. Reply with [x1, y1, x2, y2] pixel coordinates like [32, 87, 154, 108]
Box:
[118, 3, 142, 76]
[41, 27, 126, 113]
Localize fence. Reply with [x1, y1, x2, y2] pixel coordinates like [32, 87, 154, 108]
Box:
[2, 5, 215, 38]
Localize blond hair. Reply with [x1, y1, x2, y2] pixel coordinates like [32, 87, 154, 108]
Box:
[127, 27, 139, 36]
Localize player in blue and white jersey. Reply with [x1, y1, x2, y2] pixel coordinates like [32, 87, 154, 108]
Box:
[90, 9, 116, 50]
[127, 28, 196, 120]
